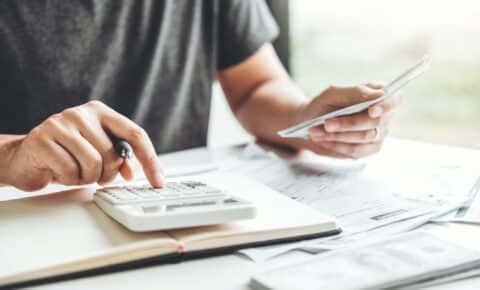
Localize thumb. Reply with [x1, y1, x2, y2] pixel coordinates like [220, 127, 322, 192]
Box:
[321, 85, 384, 107]
[119, 159, 136, 181]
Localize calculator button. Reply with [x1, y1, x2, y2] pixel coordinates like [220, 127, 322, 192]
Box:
[96, 192, 117, 204]
[151, 188, 182, 196]
[96, 182, 227, 206]
[201, 186, 220, 193]
[159, 194, 183, 199]
[182, 181, 206, 188]
[126, 188, 152, 195]
[134, 191, 157, 199]
[105, 191, 139, 201]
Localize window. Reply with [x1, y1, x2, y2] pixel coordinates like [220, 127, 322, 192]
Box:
[291, 0, 480, 148]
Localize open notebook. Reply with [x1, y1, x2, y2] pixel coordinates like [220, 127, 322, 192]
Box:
[0, 175, 339, 288]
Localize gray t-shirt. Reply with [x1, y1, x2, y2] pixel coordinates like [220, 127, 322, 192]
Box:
[0, 0, 278, 153]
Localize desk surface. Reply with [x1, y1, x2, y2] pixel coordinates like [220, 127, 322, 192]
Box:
[23, 229, 480, 290]
[7, 138, 480, 290]
[24, 229, 480, 290]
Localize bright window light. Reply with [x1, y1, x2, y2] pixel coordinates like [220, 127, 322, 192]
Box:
[291, 0, 480, 148]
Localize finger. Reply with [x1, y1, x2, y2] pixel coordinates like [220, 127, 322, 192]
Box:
[98, 156, 124, 184]
[107, 123, 164, 187]
[97, 158, 124, 185]
[304, 141, 352, 159]
[365, 81, 386, 90]
[120, 159, 135, 181]
[319, 141, 382, 159]
[62, 107, 124, 184]
[54, 128, 103, 184]
[324, 112, 381, 132]
[44, 140, 82, 185]
[309, 125, 327, 137]
[89, 101, 164, 187]
[311, 129, 382, 144]
[368, 96, 401, 118]
[323, 84, 384, 107]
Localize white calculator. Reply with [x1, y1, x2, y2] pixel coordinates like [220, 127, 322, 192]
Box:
[94, 181, 257, 232]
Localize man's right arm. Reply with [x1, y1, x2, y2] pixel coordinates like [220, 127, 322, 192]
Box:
[0, 134, 24, 186]
[0, 101, 164, 191]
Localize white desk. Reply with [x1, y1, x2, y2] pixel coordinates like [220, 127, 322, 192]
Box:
[10, 139, 480, 290]
[23, 229, 480, 290]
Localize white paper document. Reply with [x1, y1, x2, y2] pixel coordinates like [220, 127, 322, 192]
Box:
[218, 148, 480, 261]
[400, 267, 480, 289]
[250, 232, 480, 290]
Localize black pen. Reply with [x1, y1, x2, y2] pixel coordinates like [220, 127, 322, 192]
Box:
[114, 138, 133, 159]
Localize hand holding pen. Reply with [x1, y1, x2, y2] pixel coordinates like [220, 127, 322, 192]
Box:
[3, 101, 164, 191]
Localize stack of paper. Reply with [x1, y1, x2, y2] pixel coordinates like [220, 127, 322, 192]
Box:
[250, 232, 480, 290]
[217, 142, 480, 261]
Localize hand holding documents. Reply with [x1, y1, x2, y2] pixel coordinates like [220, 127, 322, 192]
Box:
[278, 56, 431, 139]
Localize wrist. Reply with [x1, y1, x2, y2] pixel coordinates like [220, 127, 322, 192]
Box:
[0, 135, 25, 185]
[291, 99, 311, 126]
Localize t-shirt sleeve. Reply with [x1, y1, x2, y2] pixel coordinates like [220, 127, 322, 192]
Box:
[217, 0, 280, 71]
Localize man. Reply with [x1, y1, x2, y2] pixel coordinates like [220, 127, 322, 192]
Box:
[0, 0, 399, 191]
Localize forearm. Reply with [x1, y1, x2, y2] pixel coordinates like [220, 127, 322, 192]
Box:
[234, 79, 310, 150]
[0, 134, 24, 185]
[221, 44, 395, 159]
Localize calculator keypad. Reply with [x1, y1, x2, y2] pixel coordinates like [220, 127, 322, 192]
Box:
[96, 181, 226, 205]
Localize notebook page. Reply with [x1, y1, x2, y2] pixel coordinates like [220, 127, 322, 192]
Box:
[0, 187, 177, 286]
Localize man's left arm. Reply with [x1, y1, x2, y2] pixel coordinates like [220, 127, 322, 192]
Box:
[218, 44, 401, 159]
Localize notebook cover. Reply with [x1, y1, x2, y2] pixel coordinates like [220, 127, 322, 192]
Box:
[2, 228, 340, 290]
